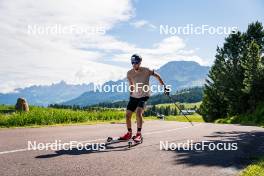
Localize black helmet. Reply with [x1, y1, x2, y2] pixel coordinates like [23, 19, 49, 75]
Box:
[131, 54, 142, 64]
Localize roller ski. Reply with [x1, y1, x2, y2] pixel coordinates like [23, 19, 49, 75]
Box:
[106, 131, 132, 145]
[128, 132, 143, 148]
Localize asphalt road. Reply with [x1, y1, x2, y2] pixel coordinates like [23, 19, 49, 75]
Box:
[0, 121, 264, 176]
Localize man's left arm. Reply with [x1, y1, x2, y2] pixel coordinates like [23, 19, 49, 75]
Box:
[150, 69, 170, 95]
[152, 71, 165, 86]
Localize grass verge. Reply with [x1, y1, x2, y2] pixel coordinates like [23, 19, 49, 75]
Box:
[144, 113, 204, 122]
[0, 105, 203, 128]
[0, 106, 125, 128]
[215, 103, 264, 127]
[239, 156, 264, 176]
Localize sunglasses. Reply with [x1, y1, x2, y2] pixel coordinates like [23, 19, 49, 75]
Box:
[131, 62, 140, 65]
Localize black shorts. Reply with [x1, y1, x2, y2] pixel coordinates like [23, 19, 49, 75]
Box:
[126, 96, 149, 112]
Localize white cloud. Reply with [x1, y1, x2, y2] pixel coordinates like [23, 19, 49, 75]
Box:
[73, 35, 136, 53]
[0, 0, 208, 93]
[152, 36, 186, 54]
[110, 36, 209, 68]
[0, 0, 132, 92]
[130, 20, 156, 29]
[75, 34, 209, 67]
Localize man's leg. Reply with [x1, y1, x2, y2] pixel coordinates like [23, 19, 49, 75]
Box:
[126, 110, 133, 132]
[135, 107, 144, 132]
[133, 107, 144, 142]
[119, 109, 133, 140]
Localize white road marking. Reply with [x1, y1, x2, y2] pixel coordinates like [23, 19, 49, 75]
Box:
[0, 148, 28, 155]
[0, 123, 203, 155]
[144, 123, 202, 135]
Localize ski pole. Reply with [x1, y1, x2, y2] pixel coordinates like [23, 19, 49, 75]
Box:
[167, 95, 194, 126]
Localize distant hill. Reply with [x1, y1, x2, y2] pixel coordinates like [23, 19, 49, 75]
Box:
[0, 61, 209, 106]
[0, 81, 94, 106]
[63, 61, 209, 106]
[87, 87, 204, 108]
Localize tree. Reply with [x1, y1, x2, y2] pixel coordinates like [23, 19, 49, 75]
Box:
[199, 48, 229, 121]
[200, 22, 264, 122]
[243, 41, 264, 111]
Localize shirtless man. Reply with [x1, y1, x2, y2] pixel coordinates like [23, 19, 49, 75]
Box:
[119, 54, 169, 142]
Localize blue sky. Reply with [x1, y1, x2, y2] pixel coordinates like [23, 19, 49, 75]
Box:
[0, 0, 263, 92]
[109, 0, 264, 66]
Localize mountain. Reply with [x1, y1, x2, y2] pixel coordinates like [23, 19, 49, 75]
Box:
[152, 61, 210, 88]
[62, 80, 128, 106]
[63, 61, 210, 106]
[0, 81, 94, 106]
[0, 61, 209, 106]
